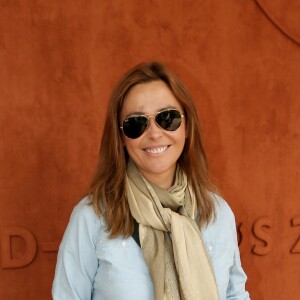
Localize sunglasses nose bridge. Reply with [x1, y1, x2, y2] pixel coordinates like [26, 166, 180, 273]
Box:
[147, 114, 155, 120]
[146, 114, 156, 125]
[146, 114, 163, 133]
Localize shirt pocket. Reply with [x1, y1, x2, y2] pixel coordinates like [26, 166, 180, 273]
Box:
[205, 242, 234, 290]
[96, 237, 151, 283]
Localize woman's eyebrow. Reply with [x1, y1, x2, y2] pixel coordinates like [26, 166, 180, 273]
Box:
[125, 106, 178, 117]
[124, 111, 145, 118]
[159, 106, 177, 111]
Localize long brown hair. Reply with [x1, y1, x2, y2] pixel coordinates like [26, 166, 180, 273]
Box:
[90, 62, 217, 238]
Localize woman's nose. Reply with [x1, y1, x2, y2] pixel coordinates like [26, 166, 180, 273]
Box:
[146, 116, 163, 139]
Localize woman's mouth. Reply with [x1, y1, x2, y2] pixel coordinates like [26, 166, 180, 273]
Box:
[144, 146, 169, 154]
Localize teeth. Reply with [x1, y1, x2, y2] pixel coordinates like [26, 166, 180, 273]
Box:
[145, 146, 168, 154]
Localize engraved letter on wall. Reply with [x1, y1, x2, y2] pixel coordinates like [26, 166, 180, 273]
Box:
[0, 226, 37, 268]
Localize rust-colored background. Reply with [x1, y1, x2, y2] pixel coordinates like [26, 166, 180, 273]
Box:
[0, 1, 299, 299]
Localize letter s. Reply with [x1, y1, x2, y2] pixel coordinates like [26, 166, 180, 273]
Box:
[252, 217, 272, 255]
[290, 215, 300, 254]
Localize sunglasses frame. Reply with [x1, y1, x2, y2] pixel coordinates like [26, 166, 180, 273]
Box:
[120, 108, 185, 139]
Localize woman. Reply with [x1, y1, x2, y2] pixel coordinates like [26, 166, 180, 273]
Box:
[52, 62, 250, 299]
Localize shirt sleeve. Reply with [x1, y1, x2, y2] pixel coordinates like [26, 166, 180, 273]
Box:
[52, 200, 100, 300]
[226, 209, 250, 300]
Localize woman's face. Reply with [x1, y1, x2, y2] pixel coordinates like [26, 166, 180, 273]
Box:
[120, 80, 186, 189]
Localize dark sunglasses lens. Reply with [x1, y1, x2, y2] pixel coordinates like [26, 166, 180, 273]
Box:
[155, 110, 182, 131]
[122, 116, 148, 139]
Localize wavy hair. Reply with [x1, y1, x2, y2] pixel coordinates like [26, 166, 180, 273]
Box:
[90, 62, 217, 238]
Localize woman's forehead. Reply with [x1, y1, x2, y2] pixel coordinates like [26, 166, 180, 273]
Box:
[120, 81, 182, 116]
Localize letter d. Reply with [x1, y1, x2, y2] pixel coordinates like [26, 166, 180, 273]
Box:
[0, 226, 37, 268]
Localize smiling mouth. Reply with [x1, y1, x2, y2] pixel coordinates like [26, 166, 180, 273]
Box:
[144, 146, 169, 154]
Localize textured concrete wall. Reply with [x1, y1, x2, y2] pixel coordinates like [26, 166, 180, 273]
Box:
[0, 0, 299, 299]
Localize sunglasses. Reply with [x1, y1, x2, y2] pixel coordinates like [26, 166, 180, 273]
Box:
[120, 108, 184, 139]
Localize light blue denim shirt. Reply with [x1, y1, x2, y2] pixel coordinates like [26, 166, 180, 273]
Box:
[52, 196, 250, 299]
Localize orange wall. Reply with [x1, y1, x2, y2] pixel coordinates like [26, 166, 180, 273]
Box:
[0, 1, 299, 299]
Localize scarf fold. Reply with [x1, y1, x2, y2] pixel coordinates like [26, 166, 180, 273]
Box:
[125, 160, 218, 300]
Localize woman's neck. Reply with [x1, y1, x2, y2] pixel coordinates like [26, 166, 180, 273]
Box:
[139, 170, 175, 190]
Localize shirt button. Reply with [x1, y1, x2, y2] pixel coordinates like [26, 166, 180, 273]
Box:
[208, 246, 213, 252]
[122, 241, 126, 247]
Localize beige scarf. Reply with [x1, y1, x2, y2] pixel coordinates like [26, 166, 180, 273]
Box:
[125, 160, 218, 300]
